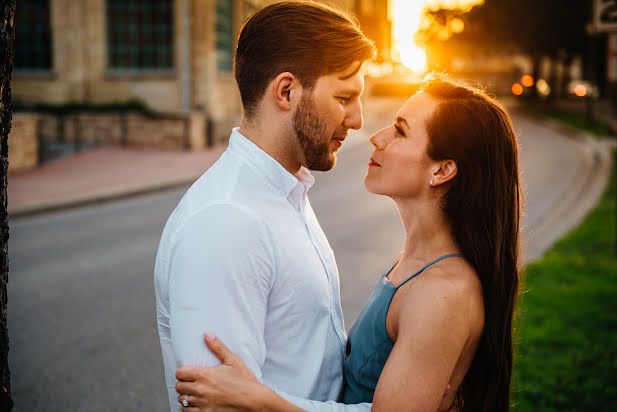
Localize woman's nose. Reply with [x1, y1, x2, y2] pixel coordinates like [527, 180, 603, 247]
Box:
[369, 126, 391, 150]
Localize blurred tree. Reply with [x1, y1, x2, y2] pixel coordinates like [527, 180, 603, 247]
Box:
[422, 0, 591, 97]
[0, 0, 15, 411]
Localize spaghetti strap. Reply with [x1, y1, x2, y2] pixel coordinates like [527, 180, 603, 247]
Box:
[396, 253, 463, 289]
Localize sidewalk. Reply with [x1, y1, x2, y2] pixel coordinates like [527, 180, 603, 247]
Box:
[8, 145, 226, 217]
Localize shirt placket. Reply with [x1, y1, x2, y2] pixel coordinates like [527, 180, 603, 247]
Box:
[300, 195, 347, 351]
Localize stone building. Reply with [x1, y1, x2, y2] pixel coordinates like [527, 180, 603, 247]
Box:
[11, 0, 362, 168]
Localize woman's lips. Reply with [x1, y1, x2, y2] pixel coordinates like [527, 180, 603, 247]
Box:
[369, 157, 381, 167]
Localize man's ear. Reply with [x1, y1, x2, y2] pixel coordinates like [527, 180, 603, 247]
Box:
[271, 72, 299, 111]
[431, 159, 457, 186]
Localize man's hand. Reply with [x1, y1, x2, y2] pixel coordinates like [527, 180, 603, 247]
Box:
[176, 333, 263, 412]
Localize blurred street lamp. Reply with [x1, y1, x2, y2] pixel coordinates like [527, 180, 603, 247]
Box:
[536, 78, 551, 97]
[521, 75, 535, 87]
[512, 83, 524, 96]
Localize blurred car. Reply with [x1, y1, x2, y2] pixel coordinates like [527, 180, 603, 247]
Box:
[565, 80, 599, 99]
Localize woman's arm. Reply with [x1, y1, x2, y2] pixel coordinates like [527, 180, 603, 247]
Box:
[176, 334, 303, 411]
[371, 269, 483, 412]
[176, 334, 373, 412]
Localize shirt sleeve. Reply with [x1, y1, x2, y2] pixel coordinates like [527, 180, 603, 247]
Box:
[273, 390, 373, 412]
[168, 203, 275, 377]
[168, 203, 372, 412]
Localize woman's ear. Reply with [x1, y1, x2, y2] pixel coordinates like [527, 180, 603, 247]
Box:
[431, 159, 457, 186]
[271, 72, 299, 111]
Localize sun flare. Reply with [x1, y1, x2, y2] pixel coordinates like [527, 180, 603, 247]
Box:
[391, 0, 484, 72]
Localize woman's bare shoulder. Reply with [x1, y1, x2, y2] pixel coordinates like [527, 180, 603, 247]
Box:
[399, 257, 484, 323]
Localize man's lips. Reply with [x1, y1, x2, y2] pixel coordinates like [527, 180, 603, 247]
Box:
[331, 135, 346, 149]
[369, 157, 381, 167]
[333, 129, 349, 142]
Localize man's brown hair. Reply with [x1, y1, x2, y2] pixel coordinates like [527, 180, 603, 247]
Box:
[234, 1, 376, 118]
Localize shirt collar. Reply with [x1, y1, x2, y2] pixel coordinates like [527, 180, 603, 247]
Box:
[228, 128, 314, 209]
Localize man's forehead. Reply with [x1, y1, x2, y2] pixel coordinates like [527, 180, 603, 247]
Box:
[320, 65, 365, 93]
[337, 61, 365, 78]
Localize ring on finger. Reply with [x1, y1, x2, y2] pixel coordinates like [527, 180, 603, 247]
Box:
[182, 394, 190, 407]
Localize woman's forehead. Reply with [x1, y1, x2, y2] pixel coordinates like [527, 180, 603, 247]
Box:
[397, 92, 439, 126]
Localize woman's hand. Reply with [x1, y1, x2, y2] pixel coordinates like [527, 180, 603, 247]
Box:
[175, 333, 266, 412]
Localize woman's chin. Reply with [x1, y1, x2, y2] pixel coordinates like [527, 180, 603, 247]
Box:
[363, 177, 381, 195]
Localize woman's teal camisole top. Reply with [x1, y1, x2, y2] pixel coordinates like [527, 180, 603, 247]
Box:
[341, 254, 463, 404]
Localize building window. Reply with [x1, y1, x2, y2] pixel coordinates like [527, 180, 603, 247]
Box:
[106, 0, 174, 71]
[216, 0, 234, 73]
[15, 0, 53, 71]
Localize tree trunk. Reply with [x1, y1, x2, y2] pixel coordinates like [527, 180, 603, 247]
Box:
[0, 0, 15, 410]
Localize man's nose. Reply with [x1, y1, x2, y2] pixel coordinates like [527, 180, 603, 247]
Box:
[344, 99, 363, 130]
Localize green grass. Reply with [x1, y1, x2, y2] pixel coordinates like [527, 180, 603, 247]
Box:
[518, 100, 615, 138]
[512, 152, 617, 411]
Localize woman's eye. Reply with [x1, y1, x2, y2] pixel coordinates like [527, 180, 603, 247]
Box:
[394, 125, 405, 136]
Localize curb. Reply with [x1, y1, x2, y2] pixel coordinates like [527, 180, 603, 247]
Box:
[8, 175, 198, 219]
[513, 107, 616, 263]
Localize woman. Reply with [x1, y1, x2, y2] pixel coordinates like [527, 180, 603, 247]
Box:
[175, 76, 522, 411]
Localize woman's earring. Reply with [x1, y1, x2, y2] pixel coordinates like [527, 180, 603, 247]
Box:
[429, 180, 434, 186]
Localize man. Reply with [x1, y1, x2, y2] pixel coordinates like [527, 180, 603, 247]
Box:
[154, 2, 375, 411]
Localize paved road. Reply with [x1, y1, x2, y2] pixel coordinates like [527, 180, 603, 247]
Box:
[7, 103, 594, 411]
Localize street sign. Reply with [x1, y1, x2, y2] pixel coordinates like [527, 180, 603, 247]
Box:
[595, 0, 617, 32]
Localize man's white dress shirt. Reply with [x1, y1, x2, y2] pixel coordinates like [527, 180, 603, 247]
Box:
[155, 129, 371, 411]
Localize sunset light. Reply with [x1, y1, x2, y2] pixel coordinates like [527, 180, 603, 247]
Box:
[391, 1, 426, 72]
[391, 0, 484, 72]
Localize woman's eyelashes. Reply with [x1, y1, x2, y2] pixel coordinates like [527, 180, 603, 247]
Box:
[394, 123, 406, 137]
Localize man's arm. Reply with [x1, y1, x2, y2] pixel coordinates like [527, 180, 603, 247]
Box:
[169, 204, 274, 376]
[270, 390, 372, 411]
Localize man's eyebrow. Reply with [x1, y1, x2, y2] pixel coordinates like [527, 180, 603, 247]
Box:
[336, 89, 361, 97]
[395, 116, 409, 130]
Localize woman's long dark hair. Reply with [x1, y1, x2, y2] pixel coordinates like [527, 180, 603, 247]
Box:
[422, 75, 522, 411]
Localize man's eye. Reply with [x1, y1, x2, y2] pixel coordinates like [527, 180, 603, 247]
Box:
[337, 97, 351, 104]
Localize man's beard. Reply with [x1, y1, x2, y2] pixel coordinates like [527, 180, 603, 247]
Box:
[292, 91, 345, 171]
